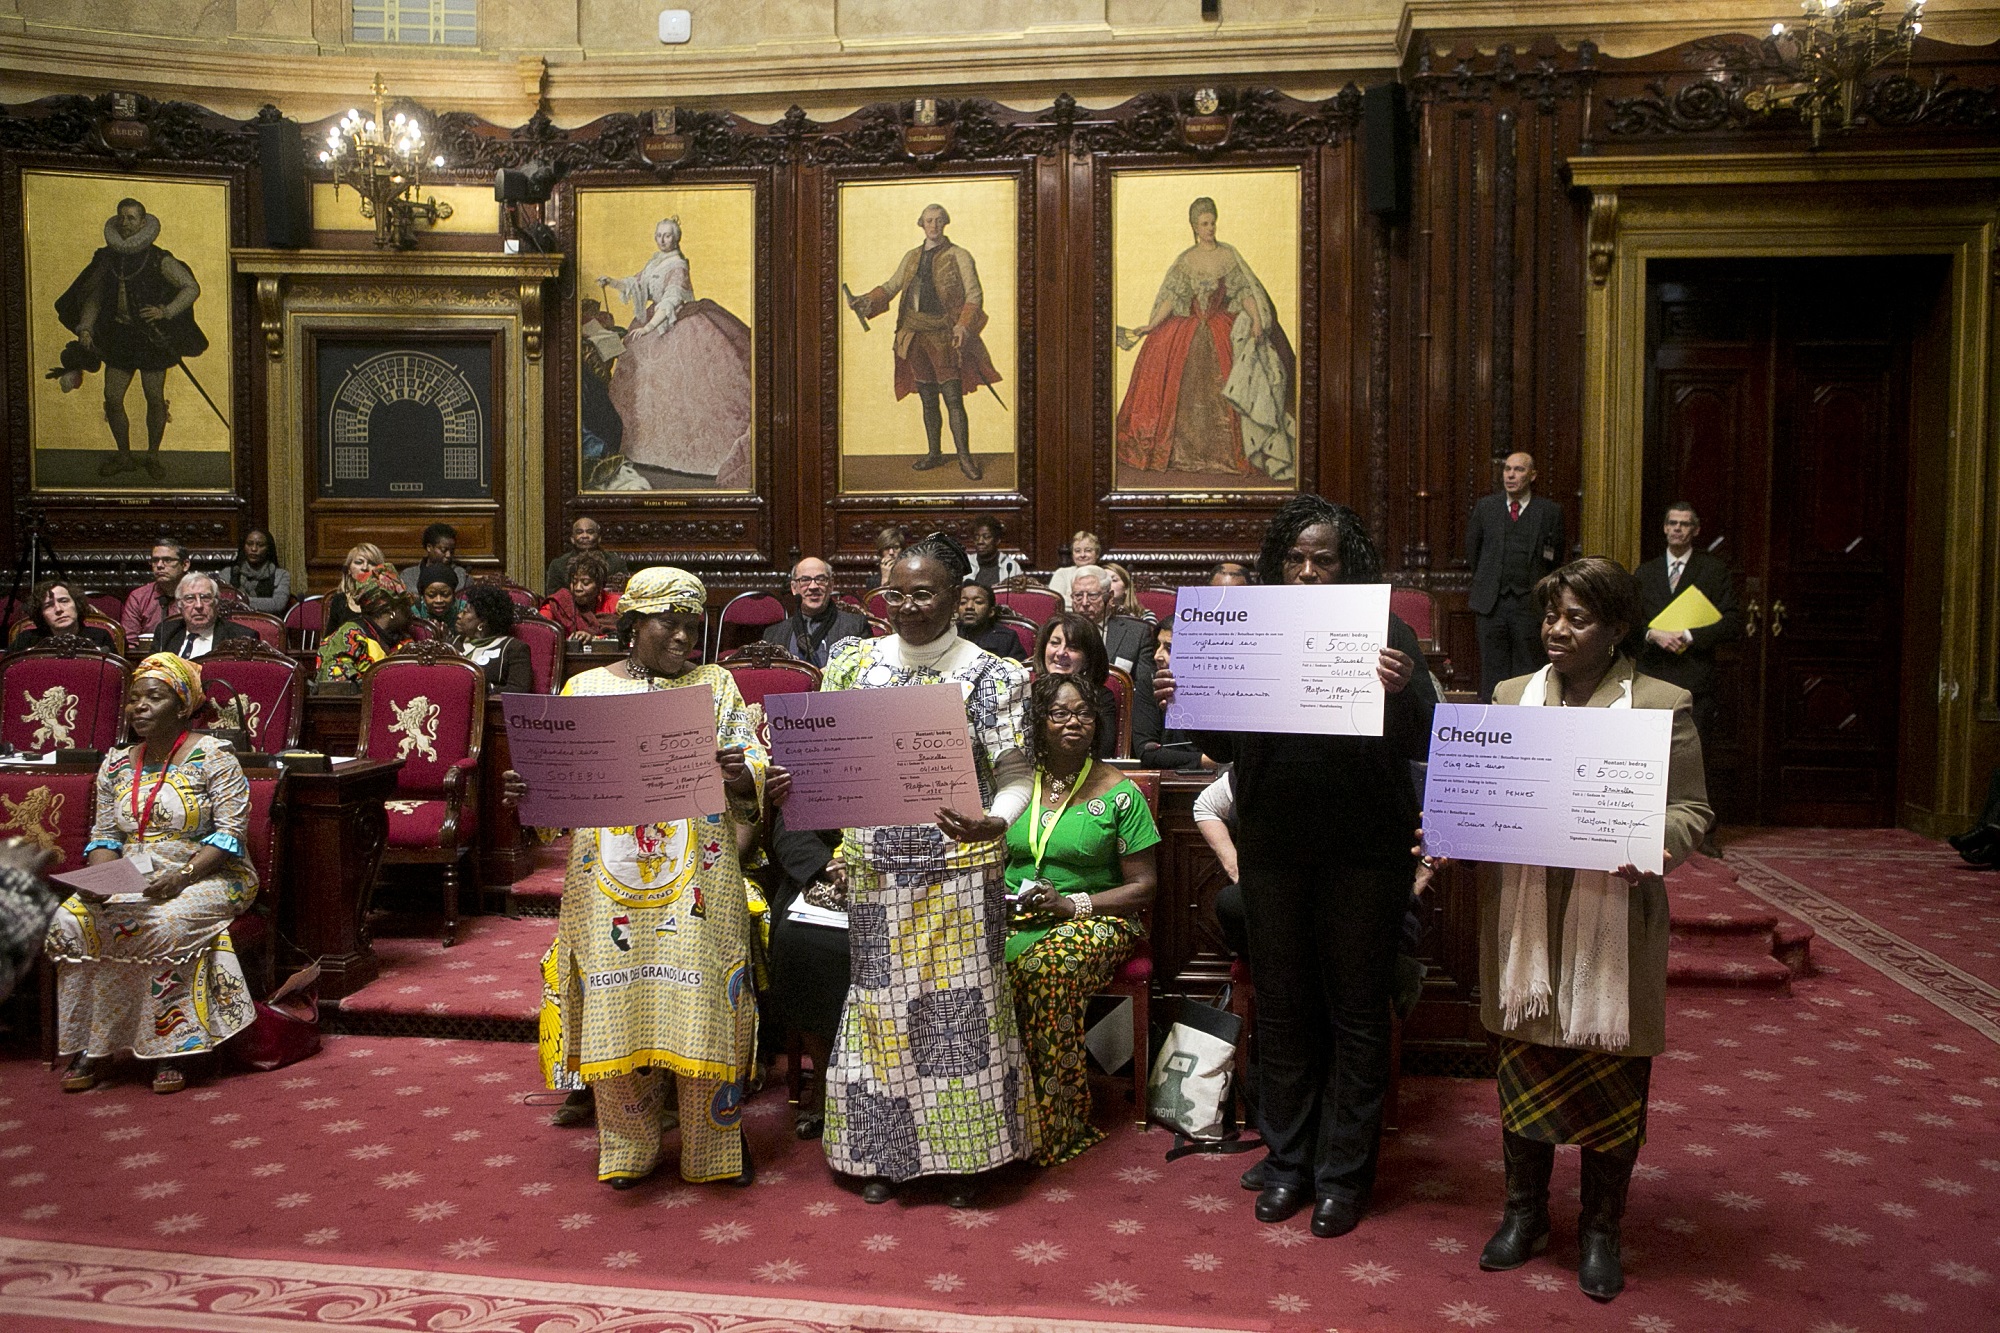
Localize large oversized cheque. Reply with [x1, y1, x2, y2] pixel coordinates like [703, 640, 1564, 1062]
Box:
[1421, 703, 1674, 875]
[765, 682, 984, 830]
[501, 686, 725, 828]
[1163, 584, 1391, 736]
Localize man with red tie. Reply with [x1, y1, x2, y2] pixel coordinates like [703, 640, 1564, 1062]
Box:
[1467, 451, 1566, 700]
[1634, 501, 1741, 754]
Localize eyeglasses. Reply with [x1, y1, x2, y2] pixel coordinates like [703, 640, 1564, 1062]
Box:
[791, 575, 832, 587]
[877, 589, 940, 609]
[1046, 707, 1096, 725]
[179, 594, 217, 605]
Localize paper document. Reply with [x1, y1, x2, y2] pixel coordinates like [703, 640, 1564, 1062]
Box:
[765, 683, 984, 831]
[50, 857, 150, 901]
[501, 687, 725, 829]
[1649, 586, 1723, 634]
[786, 898, 850, 930]
[1422, 703, 1674, 875]
[1163, 584, 1391, 736]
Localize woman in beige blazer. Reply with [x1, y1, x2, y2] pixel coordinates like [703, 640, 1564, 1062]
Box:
[1472, 557, 1710, 1303]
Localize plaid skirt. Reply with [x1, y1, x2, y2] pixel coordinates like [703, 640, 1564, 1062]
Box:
[1496, 1037, 1650, 1151]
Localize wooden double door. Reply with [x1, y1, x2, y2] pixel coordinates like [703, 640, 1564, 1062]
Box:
[1644, 257, 1947, 827]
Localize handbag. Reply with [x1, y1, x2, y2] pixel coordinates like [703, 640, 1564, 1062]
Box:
[1148, 993, 1255, 1152]
[228, 961, 322, 1072]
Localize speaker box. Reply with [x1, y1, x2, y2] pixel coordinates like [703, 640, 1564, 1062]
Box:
[1362, 83, 1411, 222]
[258, 118, 311, 249]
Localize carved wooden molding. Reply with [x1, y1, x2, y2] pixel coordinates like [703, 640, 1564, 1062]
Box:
[1587, 190, 1618, 286]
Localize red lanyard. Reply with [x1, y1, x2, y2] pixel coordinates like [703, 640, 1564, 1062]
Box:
[130, 731, 188, 842]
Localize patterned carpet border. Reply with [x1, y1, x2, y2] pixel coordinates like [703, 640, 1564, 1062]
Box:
[0, 1237, 1241, 1333]
[1725, 850, 2000, 1044]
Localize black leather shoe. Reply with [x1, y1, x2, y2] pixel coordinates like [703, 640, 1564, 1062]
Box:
[1310, 1195, 1363, 1238]
[861, 1178, 894, 1204]
[1948, 825, 1996, 855]
[1479, 1131, 1555, 1271]
[1253, 1183, 1310, 1224]
[729, 1141, 755, 1188]
[606, 1167, 655, 1191]
[1239, 1159, 1267, 1191]
[943, 1175, 982, 1209]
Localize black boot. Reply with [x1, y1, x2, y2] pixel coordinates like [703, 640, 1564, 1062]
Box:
[1577, 1146, 1636, 1301]
[1478, 1131, 1554, 1271]
[912, 385, 949, 470]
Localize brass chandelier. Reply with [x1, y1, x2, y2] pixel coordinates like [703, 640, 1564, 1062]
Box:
[1749, 0, 1924, 147]
[320, 75, 454, 248]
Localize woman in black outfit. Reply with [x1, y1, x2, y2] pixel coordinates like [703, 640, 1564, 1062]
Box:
[1154, 496, 1436, 1239]
[452, 583, 535, 693]
[8, 579, 115, 652]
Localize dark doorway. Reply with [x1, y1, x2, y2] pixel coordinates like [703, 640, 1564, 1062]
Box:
[1643, 256, 1948, 827]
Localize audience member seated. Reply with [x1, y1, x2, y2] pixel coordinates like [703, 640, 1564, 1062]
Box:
[1003, 671, 1159, 1164]
[540, 553, 621, 642]
[1210, 560, 1253, 585]
[325, 543, 385, 638]
[955, 582, 1023, 661]
[760, 809, 846, 1140]
[47, 654, 258, 1096]
[866, 525, 910, 591]
[544, 516, 629, 594]
[453, 582, 534, 693]
[967, 513, 1025, 587]
[1949, 765, 2000, 869]
[1045, 530, 1104, 602]
[1129, 619, 1211, 770]
[8, 578, 115, 652]
[1103, 561, 1153, 623]
[1034, 612, 1117, 760]
[398, 523, 468, 593]
[315, 568, 415, 686]
[762, 557, 866, 668]
[217, 528, 290, 615]
[120, 536, 190, 640]
[413, 564, 460, 625]
[0, 839, 60, 1006]
[1067, 564, 1157, 678]
[153, 572, 257, 660]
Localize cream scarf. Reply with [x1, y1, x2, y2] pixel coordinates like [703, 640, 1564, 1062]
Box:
[1495, 663, 1633, 1050]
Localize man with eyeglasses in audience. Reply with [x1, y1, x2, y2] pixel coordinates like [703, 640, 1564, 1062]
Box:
[121, 537, 190, 641]
[762, 556, 867, 668]
[153, 572, 256, 660]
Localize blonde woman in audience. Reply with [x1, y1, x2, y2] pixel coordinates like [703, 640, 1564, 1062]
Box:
[1045, 531, 1103, 603]
[324, 542, 384, 637]
[1103, 562, 1152, 622]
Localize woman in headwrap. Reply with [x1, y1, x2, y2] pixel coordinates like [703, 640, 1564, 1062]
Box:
[503, 568, 769, 1188]
[315, 567, 415, 685]
[818, 533, 1036, 1209]
[46, 654, 257, 1095]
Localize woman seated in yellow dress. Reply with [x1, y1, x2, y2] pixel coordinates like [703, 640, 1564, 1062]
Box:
[46, 653, 258, 1095]
[315, 567, 415, 685]
[1004, 671, 1159, 1164]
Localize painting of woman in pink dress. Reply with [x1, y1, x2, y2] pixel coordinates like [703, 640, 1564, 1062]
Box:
[1113, 197, 1297, 486]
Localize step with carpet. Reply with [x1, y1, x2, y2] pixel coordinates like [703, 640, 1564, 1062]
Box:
[330, 912, 555, 1042]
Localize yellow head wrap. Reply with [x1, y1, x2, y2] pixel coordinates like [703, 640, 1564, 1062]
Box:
[132, 653, 206, 717]
[618, 567, 705, 618]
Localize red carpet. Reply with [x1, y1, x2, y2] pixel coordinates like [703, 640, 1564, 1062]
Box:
[6, 829, 1998, 1331]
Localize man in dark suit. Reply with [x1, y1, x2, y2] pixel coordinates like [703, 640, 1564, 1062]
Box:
[761, 557, 868, 668]
[154, 572, 258, 660]
[1068, 565, 1156, 677]
[1468, 451, 1565, 700]
[1634, 501, 1741, 750]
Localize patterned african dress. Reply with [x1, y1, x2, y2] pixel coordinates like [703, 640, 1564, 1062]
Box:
[45, 737, 258, 1060]
[315, 620, 406, 684]
[819, 635, 1037, 1183]
[1003, 775, 1158, 1165]
[537, 664, 766, 1184]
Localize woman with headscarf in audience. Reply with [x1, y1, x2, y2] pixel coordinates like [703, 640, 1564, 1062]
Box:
[1462, 557, 1709, 1302]
[323, 542, 384, 638]
[316, 567, 415, 685]
[540, 552, 621, 642]
[8, 578, 115, 651]
[218, 528, 290, 615]
[955, 581, 1024, 661]
[453, 582, 535, 693]
[1034, 612, 1117, 759]
[1152, 495, 1436, 1239]
[818, 533, 1035, 1208]
[504, 568, 768, 1189]
[46, 654, 257, 1096]
[1003, 671, 1159, 1163]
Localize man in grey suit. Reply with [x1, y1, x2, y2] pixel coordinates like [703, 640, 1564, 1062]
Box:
[1467, 451, 1565, 700]
[1068, 565, 1156, 678]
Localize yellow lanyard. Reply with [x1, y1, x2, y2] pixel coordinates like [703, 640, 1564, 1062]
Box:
[1028, 758, 1091, 874]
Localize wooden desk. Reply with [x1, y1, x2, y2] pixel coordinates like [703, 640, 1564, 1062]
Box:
[561, 641, 625, 686]
[279, 758, 401, 1000]
[299, 694, 531, 888]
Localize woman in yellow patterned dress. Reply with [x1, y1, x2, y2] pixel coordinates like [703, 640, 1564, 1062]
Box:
[505, 568, 767, 1188]
[47, 654, 257, 1095]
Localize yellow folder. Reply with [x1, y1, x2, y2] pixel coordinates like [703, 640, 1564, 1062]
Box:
[1649, 585, 1722, 634]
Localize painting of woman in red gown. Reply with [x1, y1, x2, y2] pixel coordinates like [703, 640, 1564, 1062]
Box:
[1113, 197, 1297, 486]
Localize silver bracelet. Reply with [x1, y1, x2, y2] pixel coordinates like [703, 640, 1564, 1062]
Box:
[1065, 893, 1094, 919]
